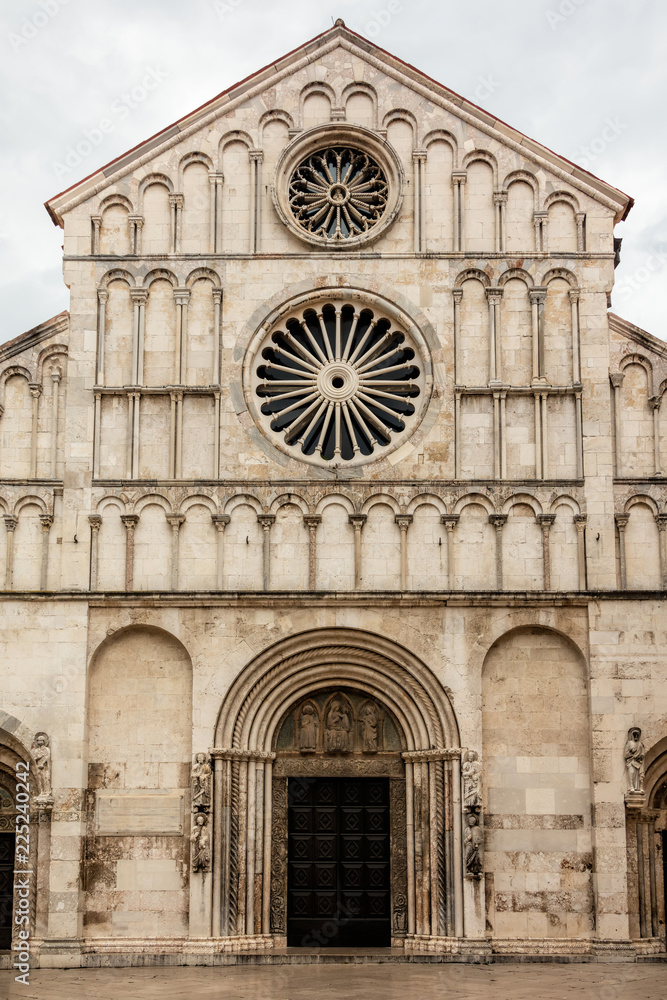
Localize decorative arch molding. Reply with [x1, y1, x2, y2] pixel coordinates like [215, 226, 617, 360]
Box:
[269, 492, 310, 516]
[315, 493, 355, 515]
[498, 266, 534, 288]
[211, 627, 463, 944]
[138, 172, 174, 207]
[454, 492, 497, 515]
[454, 267, 492, 288]
[36, 344, 67, 381]
[98, 267, 136, 290]
[0, 712, 41, 767]
[142, 267, 179, 289]
[502, 170, 540, 207]
[478, 622, 588, 677]
[185, 266, 221, 289]
[624, 494, 659, 516]
[501, 493, 543, 517]
[407, 492, 448, 516]
[544, 189, 580, 212]
[541, 267, 578, 287]
[341, 82, 379, 129]
[258, 108, 294, 142]
[462, 149, 498, 185]
[178, 150, 214, 186]
[361, 493, 401, 516]
[218, 130, 255, 164]
[298, 81, 337, 127]
[423, 129, 458, 161]
[13, 494, 48, 517]
[619, 352, 653, 378]
[382, 108, 418, 144]
[99, 192, 134, 215]
[548, 494, 582, 516]
[222, 492, 264, 516]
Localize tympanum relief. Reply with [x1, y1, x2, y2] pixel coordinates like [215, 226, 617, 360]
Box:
[278, 690, 399, 756]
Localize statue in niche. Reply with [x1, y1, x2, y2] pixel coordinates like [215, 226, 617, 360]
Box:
[298, 703, 317, 752]
[191, 753, 212, 811]
[360, 703, 379, 753]
[191, 813, 211, 872]
[462, 750, 482, 811]
[464, 813, 483, 878]
[624, 727, 645, 793]
[324, 698, 352, 753]
[32, 733, 52, 799]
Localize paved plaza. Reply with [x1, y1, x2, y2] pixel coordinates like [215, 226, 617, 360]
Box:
[0, 963, 666, 1000]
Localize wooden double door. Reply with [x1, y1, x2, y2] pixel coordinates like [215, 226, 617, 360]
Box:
[0, 833, 14, 949]
[287, 776, 391, 947]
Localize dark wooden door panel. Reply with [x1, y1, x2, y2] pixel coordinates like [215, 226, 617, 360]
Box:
[287, 777, 390, 947]
[0, 832, 15, 950]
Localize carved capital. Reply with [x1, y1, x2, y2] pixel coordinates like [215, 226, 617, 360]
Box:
[348, 514, 367, 530]
[440, 514, 460, 530]
[174, 289, 191, 305]
[489, 514, 507, 528]
[451, 170, 467, 185]
[395, 514, 413, 531]
[29, 383, 42, 399]
[610, 372, 625, 388]
[121, 514, 139, 530]
[130, 288, 148, 303]
[257, 514, 276, 530]
[128, 215, 144, 228]
[529, 287, 548, 305]
[39, 514, 53, 531]
[615, 513, 630, 530]
[537, 514, 556, 529]
[303, 514, 322, 530]
[166, 514, 185, 531]
[452, 289, 463, 303]
[209, 748, 276, 761]
[574, 514, 588, 530]
[249, 149, 264, 163]
[568, 288, 581, 303]
[493, 191, 508, 205]
[655, 514, 667, 532]
[211, 514, 231, 531]
[169, 193, 184, 208]
[3, 516, 18, 532]
[485, 287, 504, 302]
[402, 748, 463, 761]
[97, 288, 109, 304]
[88, 515, 102, 532]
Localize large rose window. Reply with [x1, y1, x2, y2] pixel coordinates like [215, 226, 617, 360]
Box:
[288, 146, 388, 242]
[248, 296, 428, 468]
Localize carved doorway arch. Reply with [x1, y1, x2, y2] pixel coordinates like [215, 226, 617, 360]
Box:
[211, 628, 463, 948]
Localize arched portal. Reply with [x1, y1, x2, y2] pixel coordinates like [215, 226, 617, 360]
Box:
[211, 628, 462, 948]
[626, 736, 667, 949]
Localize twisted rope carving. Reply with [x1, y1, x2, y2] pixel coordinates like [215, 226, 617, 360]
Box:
[436, 758, 447, 936]
[228, 758, 240, 934]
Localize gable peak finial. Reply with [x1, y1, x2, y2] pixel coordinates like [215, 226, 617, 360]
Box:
[334, 18, 345, 27]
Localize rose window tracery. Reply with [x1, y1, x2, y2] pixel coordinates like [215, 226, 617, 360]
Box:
[251, 297, 425, 467]
[288, 146, 389, 241]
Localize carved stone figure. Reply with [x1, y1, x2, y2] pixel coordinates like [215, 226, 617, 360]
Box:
[191, 752, 212, 811]
[624, 727, 645, 793]
[464, 813, 483, 878]
[360, 703, 379, 753]
[393, 892, 407, 932]
[462, 750, 481, 810]
[32, 733, 52, 799]
[191, 813, 211, 872]
[298, 704, 317, 752]
[324, 698, 352, 753]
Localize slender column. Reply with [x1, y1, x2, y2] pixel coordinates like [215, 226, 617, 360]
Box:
[610, 373, 625, 477]
[537, 513, 556, 590]
[489, 514, 507, 590]
[131, 392, 141, 479]
[652, 398, 662, 476]
[349, 514, 367, 590]
[262, 759, 273, 934]
[97, 289, 108, 384]
[174, 391, 184, 479]
[657, 514, 667, 588]
[486, 288, 503, 383]
[569, 289, 581, 384]
[167, 514, 185, 590]
[574, 514, 587, 590]
[169, 392, 178, 479]
[454, 391, 462, 478]
[88, 514, 102, 591]
[499, 390, 507, 479]
[49, 372, 61, 479]
[212, 514, 230, 590]
[126, 394, 134, 479]
[441, 514, 459, 589]
[648, 819, 658, 937]
[4, 516, 17, 591]
[493, 192, 507, 253]
[575, 390, 584, 479]
[575, 212, 586, 251]
[170, 194, 184, 254]
[213, 390, 221, 480]
[174, 290, 190, 384]
[215, 173, 224, 252]
[212, 755, 224, 936]
[529, 288, 547, 383]
[452, 289, 463, 385]
[130, 289, 148, 385]
[304, 515, 321, 590]
[29, 385, 41, 479]
[492, 392, 501, 479]
[534, 211, 548, 253]
[212, 289, 222, 384]
[615, 513, 630, 590]
[129, 216, 143, 255]
[121, 514, 139, 590]
[405, 760, 416, 935]
[452, 754, 463, 938]
[39, 514, 53, 591]
[92, 390, 102, 481]
[245, 760, 256, 933]
[452, 172, 466, 251]
[250, 150, 263, 254]
[413, 152, 426, 253]
[91, 215, 102, 254]
[636, 820, 647, 939]
[395, 514, 413, 590]
[534, 392, 542, 480]
[209, 173, 217, 253]
[257, 514, 275, 591]
[541, 392, 549, 479]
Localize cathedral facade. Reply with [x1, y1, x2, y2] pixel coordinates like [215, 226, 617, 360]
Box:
[0, 22, 666, 967]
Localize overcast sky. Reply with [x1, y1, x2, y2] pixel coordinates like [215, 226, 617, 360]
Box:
[1, 0, 665, 343]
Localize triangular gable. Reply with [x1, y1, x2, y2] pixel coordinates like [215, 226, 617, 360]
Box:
[45, 21, 633, 227]
[0, 311, 69, 360]
[609, 312, 667, 360]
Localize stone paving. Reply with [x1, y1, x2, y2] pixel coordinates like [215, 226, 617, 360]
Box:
[1, 963, 666, 1000]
